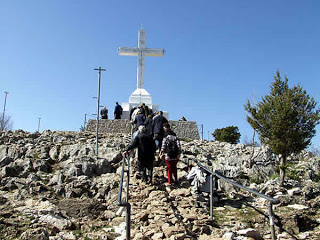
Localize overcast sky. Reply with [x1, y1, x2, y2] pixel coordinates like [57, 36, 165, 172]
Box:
[1, 0, 319, 148]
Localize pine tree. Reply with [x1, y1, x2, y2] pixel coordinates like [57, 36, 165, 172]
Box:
[244, 70, 320, 186]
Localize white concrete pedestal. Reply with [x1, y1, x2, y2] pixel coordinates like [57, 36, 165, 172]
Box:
[121, 88, 168, 119]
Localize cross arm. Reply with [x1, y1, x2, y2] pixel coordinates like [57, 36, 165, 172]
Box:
[144, 48, 165, 57]
[118, 47, 139, 56]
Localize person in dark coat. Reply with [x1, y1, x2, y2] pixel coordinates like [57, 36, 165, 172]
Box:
[114, 102, 123, 119]
[139, 103, 145, 116]
[124, 125, 156, 183]
[141, 103, 150, 118]
[134, 111, 146, 128]
[100, 106, 108, 119]
[152, 111, 168, 151]
[144, 114, 153, 136]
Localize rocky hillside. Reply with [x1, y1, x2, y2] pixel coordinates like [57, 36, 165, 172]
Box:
[0, 130, 319, 240]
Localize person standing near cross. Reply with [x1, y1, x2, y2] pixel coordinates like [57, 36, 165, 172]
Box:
[114, 102, 123, 119]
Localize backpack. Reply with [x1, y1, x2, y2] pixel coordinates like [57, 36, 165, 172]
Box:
[166, 136, 179, 158]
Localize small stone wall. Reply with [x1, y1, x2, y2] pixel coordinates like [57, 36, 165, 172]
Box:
[168, 120, 200, 140]
[86, 119, 132, 134]
[86, 119, 200, 140]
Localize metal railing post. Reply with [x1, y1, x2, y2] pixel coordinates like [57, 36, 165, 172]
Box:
[192, 159, 279, 239]
[126, 203, 131, 240]
[118, 155, 131, 240]
[269, 202, 276, 240]
[210, 174, 214, 220]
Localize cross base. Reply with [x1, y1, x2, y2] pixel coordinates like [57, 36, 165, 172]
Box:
[120, 88, 168, 120]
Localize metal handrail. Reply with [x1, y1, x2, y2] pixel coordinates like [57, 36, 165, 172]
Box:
[117, 155, 131, 240]
[117, 124, 136, 240]
[192, 159, 279, 240]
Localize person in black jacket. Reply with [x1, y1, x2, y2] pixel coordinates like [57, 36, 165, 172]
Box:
[114, 102, 123, 119]
[123, 125, 156, 183]
[134, 111, 146, 128]
[100, 106, 108, 119]
[144, 114, 153, 136]
[152, 111, 168, 151]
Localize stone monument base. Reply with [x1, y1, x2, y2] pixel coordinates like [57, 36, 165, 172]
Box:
[86, 119, 200, 140]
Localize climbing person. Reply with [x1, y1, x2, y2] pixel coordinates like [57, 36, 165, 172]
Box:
[152, 111, 168, 151]
[114, 102, 123, 119]
[130, 106, 137, 120]
[138, 103, 145, 116]
[144, 114, 153, 136]
[134, 111, 146, 128]
[131, 107, 140, 123]
[141, 103, 150, 118]
[160, 123, 181, 186]
[123, 125, 156, 184]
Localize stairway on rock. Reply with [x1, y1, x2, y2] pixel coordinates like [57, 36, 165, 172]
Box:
[115, 158, 221, 240]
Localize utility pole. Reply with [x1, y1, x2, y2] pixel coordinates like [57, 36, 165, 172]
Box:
[1, 91, 9, 131]
[201, 124, 204, 141]
[84, 113, 88, 129]
[38, 118, 41, 132]
[94, 67, 106, 161]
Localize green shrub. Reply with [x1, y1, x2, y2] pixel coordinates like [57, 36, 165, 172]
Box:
[212, 126, 241, 144]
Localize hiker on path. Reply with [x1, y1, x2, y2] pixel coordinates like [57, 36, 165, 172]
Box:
[144, 114, 153, 136]
[130, 106, 137, 120]
[141, 103, 151, 118]
[131, 107, 140, 123]
[134, 111, 146, 128]
[152, 111, 168, 151]
[123, 125, 156, 184]
[160, 123, 181, 186]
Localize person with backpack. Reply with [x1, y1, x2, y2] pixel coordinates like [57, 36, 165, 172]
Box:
[160, 123, 181, 186]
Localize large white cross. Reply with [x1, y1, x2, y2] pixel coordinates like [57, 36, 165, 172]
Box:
[118, 28, 165, 89]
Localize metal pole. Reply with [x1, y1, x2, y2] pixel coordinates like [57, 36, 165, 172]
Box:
[269, 203, 276, 240]
[210, 174, 213, 220]
[201, 124, 204, 141]
[1, 91, 8, 131]
[38, 118, 41, 132]
[94, 67, 106, 161]
[126, 203, 131, 240]
[84, 113, 88, 129]
[126, 156, 131, 240]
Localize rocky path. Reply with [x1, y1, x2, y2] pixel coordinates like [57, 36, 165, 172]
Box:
[126, 160, 216, 240]
[107, 157, 270, 240]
